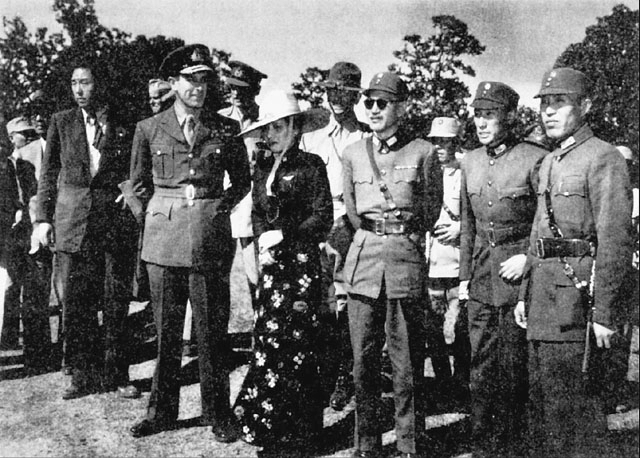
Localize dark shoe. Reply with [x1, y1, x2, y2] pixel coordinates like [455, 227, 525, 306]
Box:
[394, 453, 420, 458]
[117, 384, 141, 399]
[130, 419, 175, 438]
[330, 374, 354, 411]
[352, 450, 381, 458]
[62, 384, 93, 400]
[212, 421, 239, 443]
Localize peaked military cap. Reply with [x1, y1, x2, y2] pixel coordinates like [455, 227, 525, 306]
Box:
[225, 61, 267, 88]
[160, 44, 214, 79]
[363, 72, 408, 102]
[471, 81, 519, 111]
[534, 67, 590, 98]
[318, 62, 362, 92]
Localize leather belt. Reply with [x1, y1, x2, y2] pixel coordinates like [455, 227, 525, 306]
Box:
[360, 217, 410, 235]
[535, 238, 595, 259]
[153, 185, 218, 200]
[478, 223, 531, 247]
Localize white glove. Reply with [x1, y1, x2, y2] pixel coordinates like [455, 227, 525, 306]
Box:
[258, 230, 283, 253]
[514, 301, 527, 329]
[30, 222, 54, 254]
[458, 280, 470, 301]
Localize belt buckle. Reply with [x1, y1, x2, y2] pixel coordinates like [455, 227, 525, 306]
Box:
[185, 184, 195, 201]
[487, 228, 496, 245]
[374, 218, 386, 236]
[535, 238, 546, 258]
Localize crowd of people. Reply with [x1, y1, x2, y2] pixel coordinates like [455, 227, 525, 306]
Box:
[1, 42, 638, 458]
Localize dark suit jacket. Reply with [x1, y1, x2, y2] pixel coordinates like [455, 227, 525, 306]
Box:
[36, 107, 136, 253]
[129, 106, 250, 270]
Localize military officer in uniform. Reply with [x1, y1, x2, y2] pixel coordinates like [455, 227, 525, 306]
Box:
[127, 44, 251, 441]
[343, 72, 442, 458]
[515, 68, 633, 457]
[218, 61, 268, 315]
[300, 61, 370, 411]
[459, 82, 548, 456]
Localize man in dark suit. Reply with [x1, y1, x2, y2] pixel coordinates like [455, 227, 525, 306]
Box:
[32, 63, 139, 399]
[127, 44, 250, 441]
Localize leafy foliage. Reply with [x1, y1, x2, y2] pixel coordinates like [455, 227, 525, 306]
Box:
[555, 4, 639, 153]
[0, 0, 231, 129]
[291, 66, 329, 108]
[389, 15, 485, 139]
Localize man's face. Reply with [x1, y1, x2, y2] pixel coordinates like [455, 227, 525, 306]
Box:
[473, 107, 508, 146]
[365, 97, 403, 137]
[71, 68, 95, 109]
[148, 91, 165, 114]
[431, 137, 457, 165]
[30, 114, 48, 137]
[9, 131, 27, 149]
[230, 86, 257, 108]
[327, 88, 359, 115]
[170, 72, 209, 109]
[264, 117, 297, 153]
[540, 94, 586, 141]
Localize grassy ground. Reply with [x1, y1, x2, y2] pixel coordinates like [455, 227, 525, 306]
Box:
[0, 246, 638, 457]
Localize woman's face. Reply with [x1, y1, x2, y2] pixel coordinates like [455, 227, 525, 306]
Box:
[264, 117, 297, 153]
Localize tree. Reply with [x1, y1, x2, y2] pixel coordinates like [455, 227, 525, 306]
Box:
[389, 15, 485, 138]
[291, 66, 329, 108]
[555, 4, 639, 152]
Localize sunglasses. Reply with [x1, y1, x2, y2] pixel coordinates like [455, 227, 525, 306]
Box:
[363, 98, 391, 110]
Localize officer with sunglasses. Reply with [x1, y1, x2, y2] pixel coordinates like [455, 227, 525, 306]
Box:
[342, 72, 442, 458]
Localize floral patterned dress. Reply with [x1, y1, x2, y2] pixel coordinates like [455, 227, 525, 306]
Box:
[234, 147, 332, 447]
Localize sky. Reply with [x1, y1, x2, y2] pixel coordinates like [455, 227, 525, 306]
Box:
[2, 0, 638, 110]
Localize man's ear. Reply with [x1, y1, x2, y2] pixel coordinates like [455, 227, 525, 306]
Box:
[580, 97, 593, 117]
[505, 109, 518, 124]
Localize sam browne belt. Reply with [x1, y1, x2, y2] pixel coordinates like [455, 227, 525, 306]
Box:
[535, 238, 596, 259]
[360, 218, 411, 235]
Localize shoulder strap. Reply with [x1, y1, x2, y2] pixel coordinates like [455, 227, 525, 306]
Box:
[543, 159, 563, 238]
[366, 137, 403, 220]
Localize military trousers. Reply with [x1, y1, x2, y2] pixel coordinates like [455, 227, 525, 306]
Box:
[348, 287, 426, 454]
[145, 263, 233, 427]
[467, 299, 528, 456]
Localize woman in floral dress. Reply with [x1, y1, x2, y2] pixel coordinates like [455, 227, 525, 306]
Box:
[233, 91, 333, 449]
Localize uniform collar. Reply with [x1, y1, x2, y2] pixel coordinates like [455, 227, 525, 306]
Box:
[552, 124, 593, 159]
[173, 103, 201, 127]
[485, 133, 516, 158]
[372, 132, 399, 154]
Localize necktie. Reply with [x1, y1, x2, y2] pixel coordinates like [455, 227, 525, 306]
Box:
[185, 115, 196, 146]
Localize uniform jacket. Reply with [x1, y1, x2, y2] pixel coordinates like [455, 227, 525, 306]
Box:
[36, 107, 136, 253]
[523, 125, 633, 341]
[428, 162, 461, 279]
[129, 106, 250, 270]
[460, 137, 547, 308]
[252, 146, 332, 249]
[300, 113, 370, 220]
[342, 133, 442, 300]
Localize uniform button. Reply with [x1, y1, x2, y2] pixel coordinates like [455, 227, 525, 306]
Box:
[489, 160, 495, 166]
[564, 191, 569, 196]
[381, 170, 386, 175]
[383, 212, 389, 218]
[489, 221, 494, 227]
[156, 150, 162, 155]
[190, 169, 195, 175]
[188, 153, 193, 158]
[491, 242, 496, 248]
[216, 148, 221, 154]
[188, 200, 194, 207]
[488, 201, 493, 207]
[487, 180, 492, 186]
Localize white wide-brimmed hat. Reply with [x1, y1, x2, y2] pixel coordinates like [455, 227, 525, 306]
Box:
[427, 117, 461, 138]
[239, 90, 329, 136]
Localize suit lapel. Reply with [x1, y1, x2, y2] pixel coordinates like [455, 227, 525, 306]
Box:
[71, 108, 91, 170]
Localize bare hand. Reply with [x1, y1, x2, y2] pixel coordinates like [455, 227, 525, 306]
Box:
[458, 280, 470, 301]
[258, 250, 276, 267]
[514, 301, 527, 329]
[593, 322, 615, 349]
[30, 222, 53, 254]
[499, 254, 527, 282]
[434, 221, 460, 245]
[115, 193, 127, 210]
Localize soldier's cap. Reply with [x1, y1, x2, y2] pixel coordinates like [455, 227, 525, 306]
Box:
[534, 67, 590, 98]
[428, 117, 461, 138]
[239, 90, 329, 136]
[616, 145, 633, 161]
[6, 116, 35, 135]
[363, 72, 408, 102]
[148, 79, 172, 95]
[225, 61, 268, 88]
[318, 62, 362, 92]
[471, 81, 519, 111]
[159, 44, 214, 79]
